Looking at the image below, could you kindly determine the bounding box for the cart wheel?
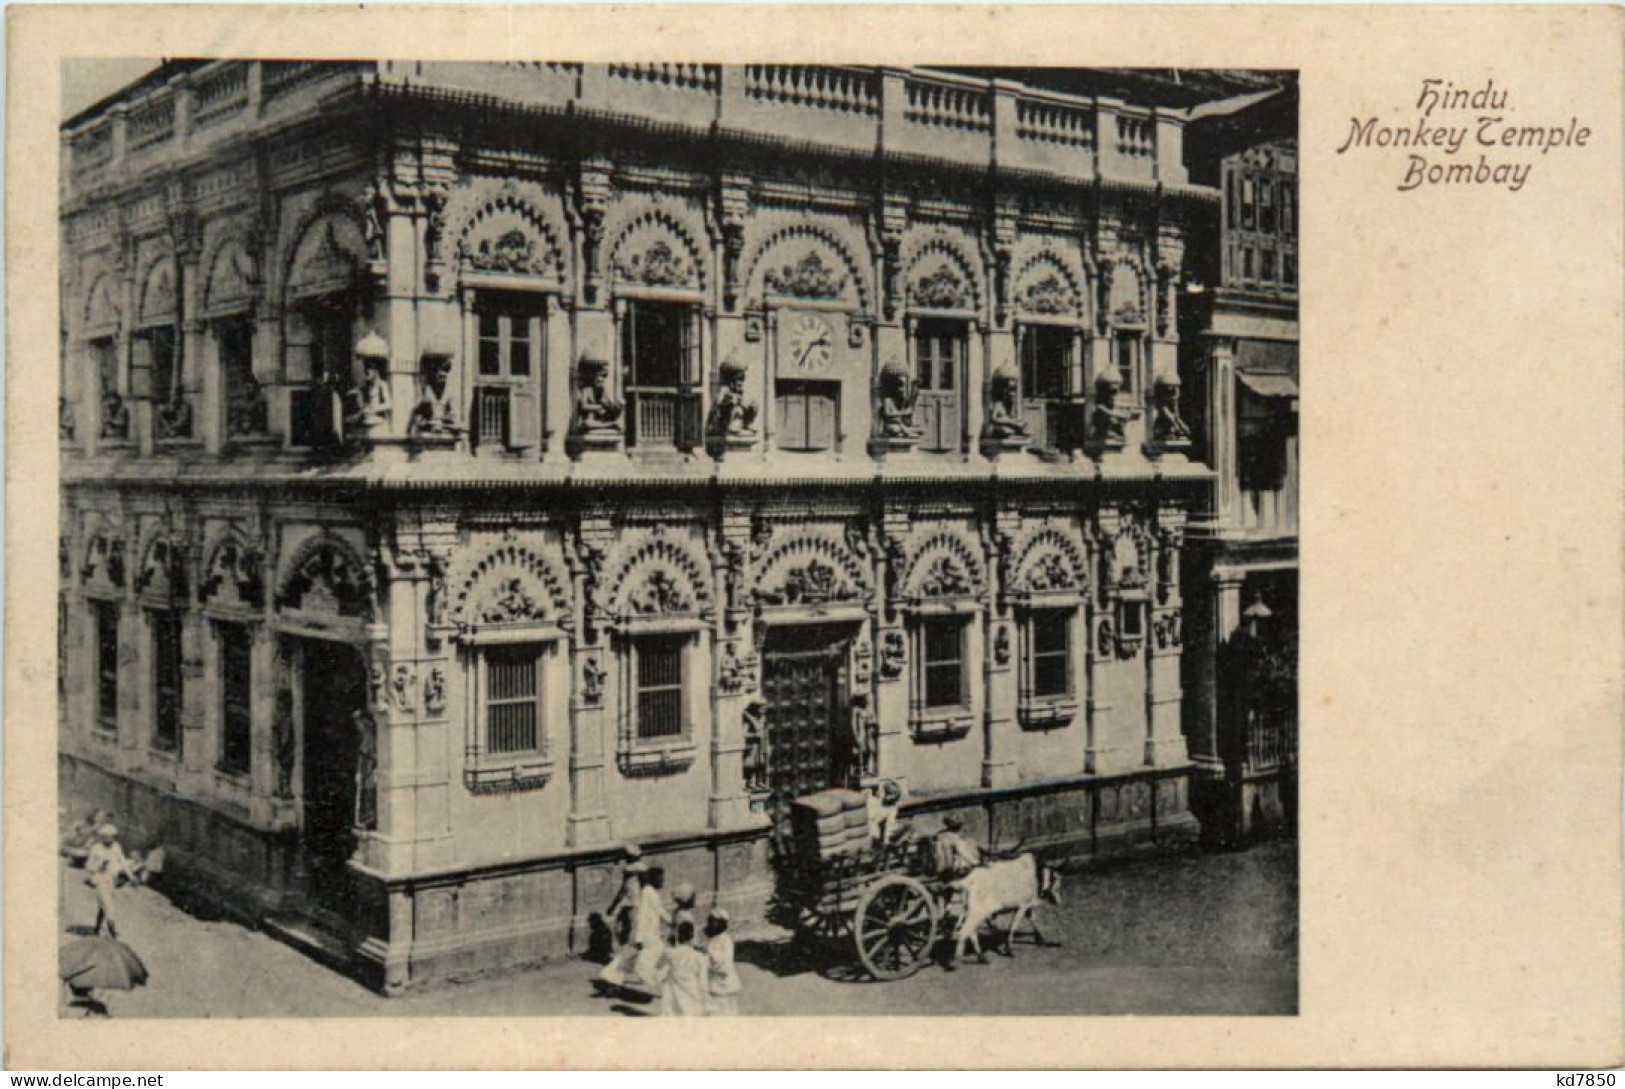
[854,875,938,981]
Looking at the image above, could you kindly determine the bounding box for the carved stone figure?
[994,625,1012,667]
[572,352,622,439]
[877,358,922,440]
[354,708,378,831]
[362,181,389,265]
[409,352,461,439]
[347,332,393,431]
[880,629,907,680]
[60,397,77,442]
[581,655,605,705]
[423,667,447,716]
[982,364,1030,448]
[100,390,129,440]
[156,394,193,441]
[706,351,758,445]
[1091,366,1130,447]
[392,664,416,713]
[273,690,296,799]
[741,700,767,793]
[1150,371,1191,446]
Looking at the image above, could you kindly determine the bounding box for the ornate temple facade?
[58,62,1251,990]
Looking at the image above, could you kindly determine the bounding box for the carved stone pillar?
[1144,511,1188,767]
[873,513,912,791]
[565,522,613,847]
[980,512,1020,788]
[1207,337,1240,527]
[708,511,762,830]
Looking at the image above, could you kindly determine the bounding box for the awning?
[1237,372,1299,399]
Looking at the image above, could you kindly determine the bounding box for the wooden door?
[761,626,852,827]
[913,325,962,452]
[300,639,366,914]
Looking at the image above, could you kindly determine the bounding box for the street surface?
[58,839,1296,1017]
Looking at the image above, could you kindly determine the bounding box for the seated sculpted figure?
[707,351,758,439]
[1091,367,1131,445]
[409,353,462,438]
[100,390,129,439]
[1151,372,1191,443]
[878,357,922,439]
[983,364,1030,440]
[574,352,623,434]
[347,331,393,429]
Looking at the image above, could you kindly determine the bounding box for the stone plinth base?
[64,752,1200,994]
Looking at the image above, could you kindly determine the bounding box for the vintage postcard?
[6,3,1621,1071]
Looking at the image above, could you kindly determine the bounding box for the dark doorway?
[300,639,367,914]
[760,625,854,828]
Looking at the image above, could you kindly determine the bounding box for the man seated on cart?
[863,778,909,849]
[932,814,985,880]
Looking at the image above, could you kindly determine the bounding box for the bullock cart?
[772,790,957,981]
[775,834,954,981]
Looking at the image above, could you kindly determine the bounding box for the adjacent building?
[58,61,1283,990]
[1179,80,1299,840]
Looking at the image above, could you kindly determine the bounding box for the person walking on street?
[669,881,698,946]
[656,918,708,1017]
[604,844,646,954]
[703,908,741,1016]
[85,823,141,939]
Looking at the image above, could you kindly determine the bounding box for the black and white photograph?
[52,57,1301,1019]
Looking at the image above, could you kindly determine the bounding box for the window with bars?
[634,634,688,742]
[483,644,543,756]
[921,617,967,710]
[621,300,701,450]
[150,609,183,752]
[93,600,119,733]
[912,320,964,453]
[1027,610,1072,700]
[217,622,253,776]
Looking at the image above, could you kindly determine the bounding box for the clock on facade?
[785,313,835,375]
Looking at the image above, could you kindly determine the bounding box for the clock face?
[785,314,835,375]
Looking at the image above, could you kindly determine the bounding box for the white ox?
[949,852,1063,964]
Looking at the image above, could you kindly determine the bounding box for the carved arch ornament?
[607,206,708,293]
[1011,526,1090,597]
[82,271,122,335]
[1012,249,1086,321]
[900,529,987,602]
[604,533,715,623]
[201,230,258,315]
[199,529,264,610]
[742,222,873,311]
[80,528,127,593]
[449,540,572,637]
[454,183,569,283]
[281,195,368,301]
[134,531,190,603]
[276,533,374,620]
[752,530,873,610]
[904,233,985,314]
[1100,520,1153,598]
[137,254,177,325]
